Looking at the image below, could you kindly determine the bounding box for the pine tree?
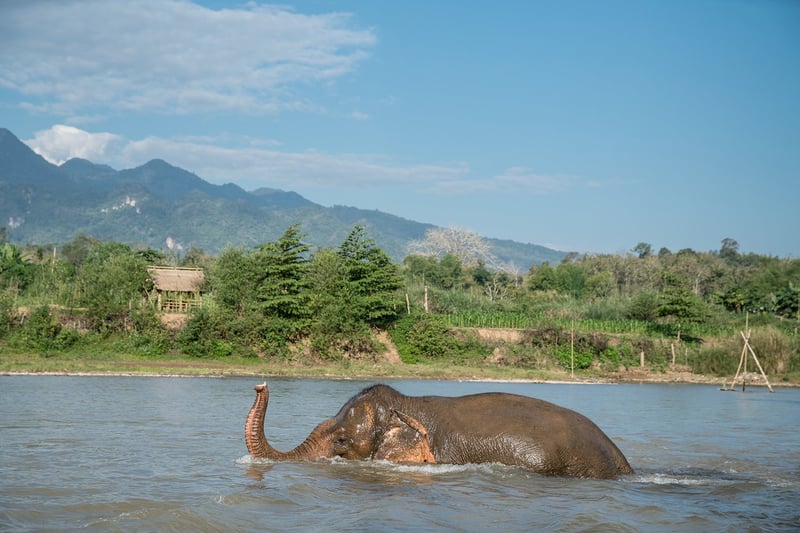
[254,224,311,334]
[338,225,403,327]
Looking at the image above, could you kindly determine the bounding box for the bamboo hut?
[147,266,205,312]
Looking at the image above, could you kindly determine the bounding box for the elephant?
[245,381,634,479]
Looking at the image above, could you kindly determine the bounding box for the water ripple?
[2,376,799,532]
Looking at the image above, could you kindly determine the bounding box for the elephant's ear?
[373,409,436,464]
[390,409,429,437]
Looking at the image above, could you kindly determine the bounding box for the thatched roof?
[147,267,204,292]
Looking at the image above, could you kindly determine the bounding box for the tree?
[339,225,403,327]
[772,282,800,318]
[136,248,166,265]
[179,247,211,268]
[210,247,257,317]
[307,248,359,358]
[407,226,502,270]
[308,249,346,313]
[527,262,557,292]
[184,246,260,357]
[403,253,465,290]
[302,226,403,358]
[555,262,586,299]
[657,271,706,334]
[633,242,652,259]
[660,247,727,297]
[579,253,631,295]
[253,224,311,336]
[77,241,152,331]
[482,271,512,302]
[719,238,739,262]
[61,234,99,268]
[720,286,746,313]
[586,271,615,300]
[470,259,492,287]
[403,254,434,288]
[0,243,32,290]
[627,289,659,321]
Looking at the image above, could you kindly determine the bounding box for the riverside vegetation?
[1,226,798,384]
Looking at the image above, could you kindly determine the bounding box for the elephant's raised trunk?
[245,382,333,460]
[244,382,273,457]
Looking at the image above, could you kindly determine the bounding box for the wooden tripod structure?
[721,319,774,392]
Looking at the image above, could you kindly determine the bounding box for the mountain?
[0,128,565,267]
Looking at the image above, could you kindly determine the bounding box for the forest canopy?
[1,227,798,378]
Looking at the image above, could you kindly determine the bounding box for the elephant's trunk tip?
[255,382,267,392]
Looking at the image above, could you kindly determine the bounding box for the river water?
[1,375,798,532]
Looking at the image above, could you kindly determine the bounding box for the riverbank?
[2,352,794,387]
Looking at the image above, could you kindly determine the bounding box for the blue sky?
[1,0,798,257]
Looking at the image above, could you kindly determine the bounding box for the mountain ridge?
[0,127,565,267]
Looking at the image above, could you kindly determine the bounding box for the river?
[1,375,798,531]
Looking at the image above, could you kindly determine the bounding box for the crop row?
[443,311,736,339]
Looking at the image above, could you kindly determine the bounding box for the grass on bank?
[4,341,786,386]
[0,347,579,382]
[0,330,619,382]
[2,313,798,385]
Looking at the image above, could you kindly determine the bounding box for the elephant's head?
[245,383,435,464]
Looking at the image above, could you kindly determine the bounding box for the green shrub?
[614,341,640,367]
[53,327,81,351]
[389,313,418,363]
[390,313,456,363]
[260,317,296,359]
[449,328,493,363]
[309,320,375,361]
[24,305,61,352]
[0,289,14,337]
[178,306,245,358]
[601,346,620,365]
[627,290,659,321]
[691,347,738,376]
[554,345,592,370]
[406,313,455,360]
[211,340,235,358]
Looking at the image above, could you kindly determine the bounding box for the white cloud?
[0,1,375,116]
[426,166,574,195]
[493,167,572,193]
[25,125,122,165]
[118,137,468,190]
[25,125,574,198]
[24,125,468,192]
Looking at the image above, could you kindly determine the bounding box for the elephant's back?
[425,391,589,429]
[416,392,632,478]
